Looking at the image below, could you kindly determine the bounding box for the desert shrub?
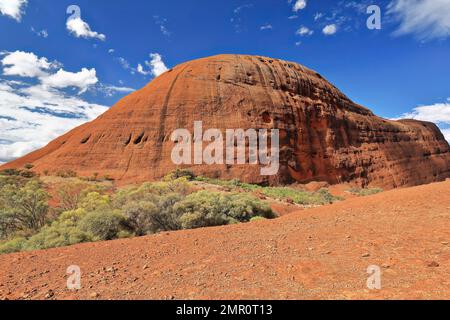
[123,193,184,234]
[56,170,78,178]
[79,210,126,241]
[0,211,18,239]
[349,187,383,197]
[78,192,111,212]
[164,169,196,181]
[57,181,102,212]
[20,170,37,178]
[0,237,27,254]
[114,178,191,208]
[122,201,157,236]
[24,224,91,251]
[0,174,28,188]
[195,177,257,190]
[0,169,22,176]
[24,164,34,170]
[258,187,340,205]
[175,191,274,230]
[0,180,50,236]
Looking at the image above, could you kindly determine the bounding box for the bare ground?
[0,180,449,300]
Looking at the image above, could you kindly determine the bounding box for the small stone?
[362,253,370,258]
[44,290,54,299]
[441,241,448,246]
[90,292,100,298]
[143,265,149,270]
[382,263,391,269]
[427,261,439,268]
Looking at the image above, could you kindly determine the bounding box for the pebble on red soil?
[427,261,440,268]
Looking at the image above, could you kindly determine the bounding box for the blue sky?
[1,0,450,162]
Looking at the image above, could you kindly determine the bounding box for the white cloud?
[66,17,106,41]
[323,24,337,35]
[388,0,450,41]
[396,101,450,143]
[0,80,108,162]
[144,53,168,77]
[260,24,273,31]
[292,0,307,12]
[441,129,450,142]
[0,50,132,162]
[397,102,450,124]
[0,0,27,21]
[108,49,115,54]
[1,51,55,78]
[1,51,98,94]
[296,26,313,36]
[42,68,98,93]
[136,63,149,75]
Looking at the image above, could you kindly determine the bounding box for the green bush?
[24,224,90,251]
[122,201,157,236]
[78,192,111,212]
[79,210,126,241]
[175,191,274,230]
[349,187,383,197]
[0,179,50,237]
[164,169,196,181]
[257,187,340,205]
[0,237,27,254]
[57,181,98,212]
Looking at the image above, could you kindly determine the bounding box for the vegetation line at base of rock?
[0,168,378,254]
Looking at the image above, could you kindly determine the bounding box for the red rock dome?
[2,54,449,188]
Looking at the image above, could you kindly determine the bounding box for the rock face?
[2,54,450,188]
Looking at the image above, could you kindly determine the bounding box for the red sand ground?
[0,180,449,300]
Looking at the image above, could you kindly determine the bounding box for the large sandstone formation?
[2,54,450,188]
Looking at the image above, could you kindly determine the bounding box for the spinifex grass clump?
[348,187,383,197]
[195,176,341,205]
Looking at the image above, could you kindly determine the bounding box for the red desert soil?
[0,180,449,300]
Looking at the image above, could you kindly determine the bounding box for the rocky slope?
[2,54,449,188]
[1,180,449,300]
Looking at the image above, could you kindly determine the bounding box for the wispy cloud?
[153,15,171,37]
[387,0,450,41]
[31,27,48,38]
[231,4,254,33]
[296,26,313,36]
[260,24,273,31]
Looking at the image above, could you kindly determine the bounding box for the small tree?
[0,180,50,233]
